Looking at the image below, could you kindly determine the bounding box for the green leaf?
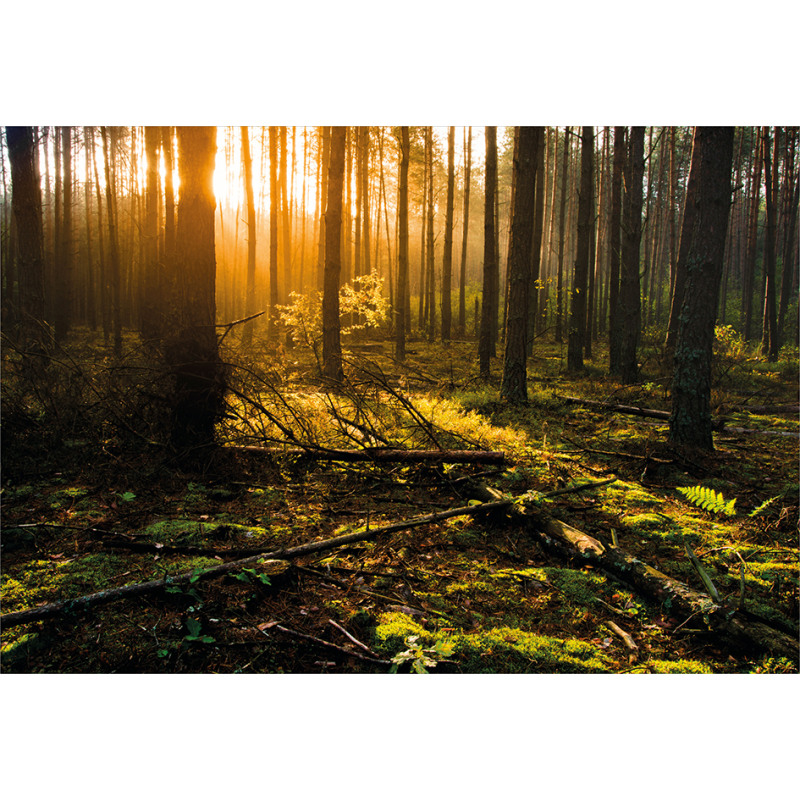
[119,491,136,502]
[186,618,201,637]
[189,568,203,584]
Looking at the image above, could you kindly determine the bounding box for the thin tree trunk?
[567,127,594,372]
[395,127,410,362]
[322,127,346,382]
[442,126,455,341]
[459,126,472,336]
[54,126,72,341]
[101,127,122,355]
[268,127,279,339]
[608,126,625,373]
[619,127,645,384]
[555,127,569,344]
[760,126,780,360]
[479,126,498,378]
[241,126,257,347]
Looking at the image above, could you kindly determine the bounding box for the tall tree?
[760,126,779,361]
[164,126,223,453]
[268,126,279,339]
[240,126,258,346]
[527,127,546,352]
[425,126,436,342]
[441,126,456,341]
[669,127,734,450]
[458,126,472,336]
[6,126,47,352]
[395,126,410,362]
[322,126,346,382]
[479,126,498,379]
[501,127,539,403]
[141,126,161,341]
[100,126,123,355]
[555,127,570,343]
[54,126,72,341]
[608,127,625,373]
[619,126,645,383]
[567,127,594,372]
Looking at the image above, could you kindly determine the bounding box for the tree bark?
[619,127,645,383]
[669,127,734,450]
[322,126,346,382]
[501,127,539,403]
[163,126,223,454]
[608,126,625,372]
[6,126,47,352]
[458,126,472,336]
[479,126,498,378]
[240,126,257,347]
[395,127,410,362]
[760,126,779,361]
[141,126,161,341]
[54,126,72,342]
[567,127,594,372]
[441,126,456,341]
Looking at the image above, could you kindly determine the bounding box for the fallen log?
[231,446,506,464]
[560,396,727,431]
[464,482,799,662]
[0,499,511,629]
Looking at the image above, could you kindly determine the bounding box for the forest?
[1,124,798,676]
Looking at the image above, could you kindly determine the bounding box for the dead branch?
[604,620,639,663]
[542,478,617,498]
[560,395,727,431]
[259,623,391,666]
[0,499,510,629]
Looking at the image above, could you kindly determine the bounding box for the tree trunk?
[100,126,123,356]
[501,127,539,403]
[669,127,735,450]
[527,127,546,352]
[619,126,645,384]
[54,126,72,341]
[322,127,346,382]
[280,126,292,299]
[395,127,410,362]
[458,126,472,336]
[441,126,455,341]
[555,127,570,344]
[426,126,436,343]
[760,126,779,361]
[163,126,223,454]
[778,128,798,335]
[141,126,161,341]
[608,127,625,372]
[6,126,47,352]
[241,126,257,347]
[567,127,594,372]
[268,126,279,339]
[479,126,498,378]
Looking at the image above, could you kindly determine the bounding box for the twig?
[260,623,390,666]
[604,620,639,663]
[328,619,381,658]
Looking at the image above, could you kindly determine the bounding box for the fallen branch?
[231,445,506,464]
[542,478,617,498]
[560,396,727,431]
[0,499,510,629]
[463,482,799,662]
[604,620,639,664]
[260,623,390,667]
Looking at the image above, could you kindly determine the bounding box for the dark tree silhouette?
[669,127,734,450]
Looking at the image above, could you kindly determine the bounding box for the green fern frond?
[676,485,737,516]
[747,496,779,518]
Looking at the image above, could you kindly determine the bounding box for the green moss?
[373,612,433,653]
[645,659,713,674]
[139,519,273,546]
[450,627,611,673]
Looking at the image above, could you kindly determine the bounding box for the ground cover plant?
[1,326,798,674]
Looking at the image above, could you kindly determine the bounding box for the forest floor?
[1,326,798,674]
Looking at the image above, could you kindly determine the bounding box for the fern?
[676,485,737,516]
[748,496,779,518]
